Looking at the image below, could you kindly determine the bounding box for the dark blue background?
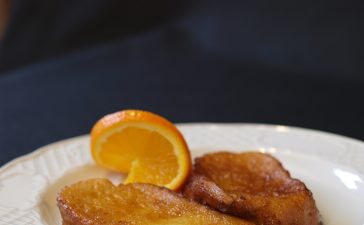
[0,0,363,165]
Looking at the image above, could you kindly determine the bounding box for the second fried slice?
[183,152,320,225]
[57,179,253,225]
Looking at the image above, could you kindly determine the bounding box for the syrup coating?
[57,179,252,225]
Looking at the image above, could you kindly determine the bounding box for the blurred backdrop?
[0,0,363,165]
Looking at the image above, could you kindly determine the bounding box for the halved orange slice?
[90,110,191,190]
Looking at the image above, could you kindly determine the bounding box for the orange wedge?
[90,110,192,190]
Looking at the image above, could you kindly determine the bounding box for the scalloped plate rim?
[2,122,363,172]
[1,123,364,225]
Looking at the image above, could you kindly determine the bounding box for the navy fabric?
[0,0,363,165]
[0,0,185,71]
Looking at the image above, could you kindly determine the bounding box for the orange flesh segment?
[99,127,179,186]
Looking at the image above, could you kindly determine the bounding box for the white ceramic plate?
[0,124,364,225]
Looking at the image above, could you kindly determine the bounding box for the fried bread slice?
[183,152,320,225]
[57,178,253,225]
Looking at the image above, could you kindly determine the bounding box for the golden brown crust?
[183,152,320,225]
[57,178,253,225]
